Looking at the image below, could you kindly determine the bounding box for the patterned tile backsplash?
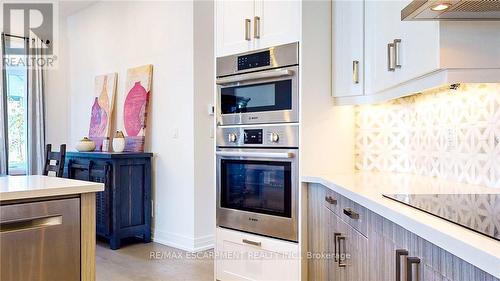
[355,83,500,188]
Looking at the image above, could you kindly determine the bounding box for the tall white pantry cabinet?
[214,1,302,281]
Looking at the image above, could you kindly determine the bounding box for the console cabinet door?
[331,0,364,97]
[216,0,255,57]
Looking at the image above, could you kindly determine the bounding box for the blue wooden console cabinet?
[65,152,153,250]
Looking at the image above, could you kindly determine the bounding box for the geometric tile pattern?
[355,83,500,189]
[385,193,500,240]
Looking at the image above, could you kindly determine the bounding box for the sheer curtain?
[27,38,46,175]
[0,34,7,175]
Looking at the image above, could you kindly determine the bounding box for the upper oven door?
[216,65,298,126]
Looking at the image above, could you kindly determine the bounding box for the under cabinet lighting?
[430,3,451,11]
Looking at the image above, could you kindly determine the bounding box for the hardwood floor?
[96,241,214,281]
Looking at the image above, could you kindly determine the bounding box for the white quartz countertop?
[302,171,500,279]
[0,175,104,201]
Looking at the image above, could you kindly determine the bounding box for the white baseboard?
[152,229,214,253]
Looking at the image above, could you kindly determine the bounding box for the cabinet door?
[364,0,439,95]
[327,210,344,281]
[307,184,329,281]
[332,0,364,97]
[254,0,301,50]
[391,2,440,86]
[364,0,401,94]
[216,0,255,57]
[328,210,368,281]
[216,228,300,281]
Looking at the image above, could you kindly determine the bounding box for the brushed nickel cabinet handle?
[407,257,421,281]
[394,39,402,68]
[396,249,408,281]
[353,60,360,84]
[0,215,62,233]
[254,16,261,39]
[343,208,360,220]
[388,42,396,71]
[245,19,251,41]
[333,232,341,262]
[242,238,261,247]
[337,236,347,267]
[325,196,338,205]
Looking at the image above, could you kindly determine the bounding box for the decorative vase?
[75,137,96,152]
[113,131,125,152]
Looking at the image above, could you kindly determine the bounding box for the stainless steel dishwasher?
[0,198,81,281]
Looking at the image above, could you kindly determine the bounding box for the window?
[3,36,28,175]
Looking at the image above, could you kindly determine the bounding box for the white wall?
[55,0,214,252]
[193,0,216,249]
[301,0,355,176]
[45,12,70,147]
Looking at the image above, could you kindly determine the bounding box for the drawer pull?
[394,39,402,68]
[406,257,421,281]
[395,249,408,281]
[0,215,62,233]
[388,42,396,71]
[333,232,341,262]
[244,19,251,41]
[325,196,337,205]
[343,208,360,220]
[242,238,261,247]
[337,235,347,268]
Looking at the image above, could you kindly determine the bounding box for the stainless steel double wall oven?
[216,42,299,242]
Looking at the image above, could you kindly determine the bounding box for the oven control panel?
[244,129,263,144]
[237,50,270,71]
[217,124,298,148]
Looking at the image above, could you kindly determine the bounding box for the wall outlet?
[207,104,214,116]
[172,128,179,139]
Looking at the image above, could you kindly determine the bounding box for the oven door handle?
[216,69,294,85]
[216,151,295,159]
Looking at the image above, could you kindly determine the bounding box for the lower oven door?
[216,148,298,242]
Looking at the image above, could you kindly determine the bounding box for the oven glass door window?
[221,159,292,218]
[220,80,292,114]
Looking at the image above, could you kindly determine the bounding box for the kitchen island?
[303,171,500,281]
[0,175,104,281]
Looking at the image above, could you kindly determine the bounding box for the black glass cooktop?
[383,194,500,241]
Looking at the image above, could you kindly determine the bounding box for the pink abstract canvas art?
[123,65,153,152]
[89,73,117,150]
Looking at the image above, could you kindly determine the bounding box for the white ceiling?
[59,1,97,17]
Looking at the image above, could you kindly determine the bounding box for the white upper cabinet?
[331,0,364,97]
[333,0,500,104]
[254,0,301,50]
[216,0,255,57]
[215,0,301,57]
[364,0,439,95]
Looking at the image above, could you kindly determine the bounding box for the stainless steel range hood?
[402,0,500,21]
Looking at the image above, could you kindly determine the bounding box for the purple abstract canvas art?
[88,73,117,150]
[122,65,153,152]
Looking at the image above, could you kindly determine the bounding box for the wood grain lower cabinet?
[307,183,499,281]
[327,209,368,281]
